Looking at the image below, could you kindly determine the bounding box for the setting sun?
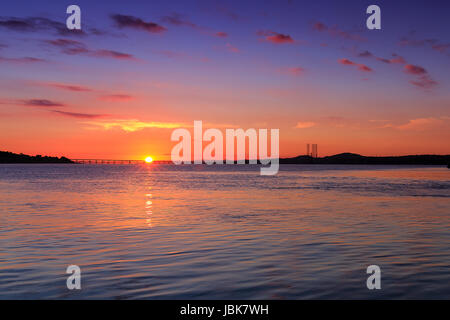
[145,156,153,163]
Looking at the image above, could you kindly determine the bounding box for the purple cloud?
[312,21,365,41]
[112,14,167,33]
[358,51,406,64]
[399,35,450,55]
[45,82,92,92]
[45,39,89,55]
[0,56,45,63]
[162,13,198,28]
[404,64,438,89]
[22,99,65,107]
[51,110,106,119]
[45,38,135,60]
[0,16,85,36]
[92,50,135,60]
[358,50,373,58]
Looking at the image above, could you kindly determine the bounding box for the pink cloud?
[432,43,450,53]
[358,52,435,89]
[338,58,372,72]
[403,64,438,89]
[226,43,239,53]
[257,30,295,44]
[312,22,327,32]
[92,50,135,60]
[99,94,134,102]
[384,118,446,130]
[279,67,304,76]
[410,76,438,89]
[399,36,450,55]
[46,82,92,92]
[215,32,228,38]
[295,121,316,129]
[404,64,427,75]
[390,54,406,64]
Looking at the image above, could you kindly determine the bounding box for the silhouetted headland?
[279,153,450,165]
[1,151,449,166]
[0,151,73,163]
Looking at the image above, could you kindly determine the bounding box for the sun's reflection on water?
[145,191,153,227]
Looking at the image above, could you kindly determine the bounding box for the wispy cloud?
[225,43,240,53]
[403,64,438,89]
[92,50,135,60]
[51,110,107,119]
[358,51,406,64]
[215,32,228,38]
[84,119,240,132]
[154,50,209,62]
[295,121,316,129]
[338,58,372,72]
[399,34,450,55]
[357,51,436,89]
[0,16,107,36]
[383,117,447,130]
[155,50,187,59]
[357,50,373,58]
[161,13,227,38]
[44,82,92,92]
[404,64,426,75]
[377,54,406,64]
[22,99,65,107]
[45,39,88,54]
[312,21,365,41]
[111,14,167,34]
[0,56,46,64]
[44,38,136,60]
[161,13,199,29]
[278,67,305,76]
[257,30,295,44]
[99,94,134,102]
[215,5,241,21]
[85,119,188,132]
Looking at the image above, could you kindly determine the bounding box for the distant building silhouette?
[312,144,318,158]
[306,143,318,158]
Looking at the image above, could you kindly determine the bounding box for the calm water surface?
[0,164,449,299]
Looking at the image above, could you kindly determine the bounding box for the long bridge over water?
[71,159,173,164]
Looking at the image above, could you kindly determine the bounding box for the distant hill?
[280,153,450,165]
[0,151,73,163]
[1,150,449,166]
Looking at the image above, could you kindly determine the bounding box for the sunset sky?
[0,0,449,160]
